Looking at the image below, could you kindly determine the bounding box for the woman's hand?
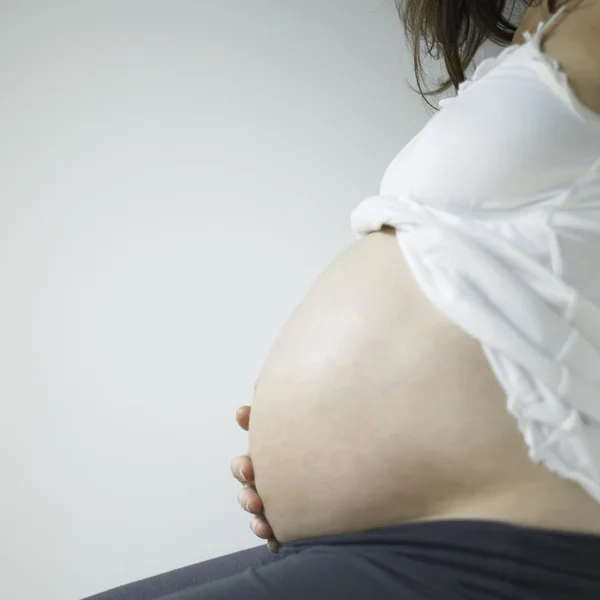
[231,405,280,553]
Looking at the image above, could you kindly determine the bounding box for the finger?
[267,539,280,554]
[238,486,264,515]
[236,406,251,431]
[231,455,254,483]
[250,515,274,540]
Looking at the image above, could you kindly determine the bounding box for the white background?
[0,1,501,598]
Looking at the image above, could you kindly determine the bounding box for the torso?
[249,2,600,544]
[250,230,600,542]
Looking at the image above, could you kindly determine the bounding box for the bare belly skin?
[249,228,600,543]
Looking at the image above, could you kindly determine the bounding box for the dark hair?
[396,0,570,111]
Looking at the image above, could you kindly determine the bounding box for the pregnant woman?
[87,1,600,598]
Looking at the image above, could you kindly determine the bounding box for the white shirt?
[351,3,600,504]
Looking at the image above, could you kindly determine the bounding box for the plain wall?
[0,2,502,599]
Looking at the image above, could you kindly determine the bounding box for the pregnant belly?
[249,228,600,542]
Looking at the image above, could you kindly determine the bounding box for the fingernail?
[238,467,246,481]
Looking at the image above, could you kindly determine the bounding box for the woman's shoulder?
[541,0,600,114]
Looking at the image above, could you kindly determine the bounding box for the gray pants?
[82,520,600,599]
[82,544,279,600]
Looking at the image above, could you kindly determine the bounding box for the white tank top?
[351,3,600,504]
